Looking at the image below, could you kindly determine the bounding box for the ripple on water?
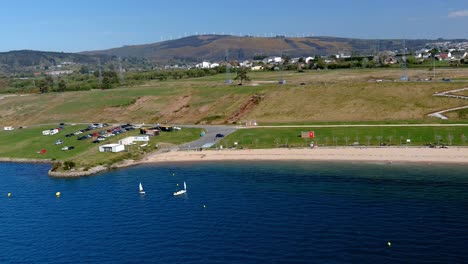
[0,161,467,263]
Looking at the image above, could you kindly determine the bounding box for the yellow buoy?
[7,193,11,198]
[56,192,61,197]
[387,241,391,247]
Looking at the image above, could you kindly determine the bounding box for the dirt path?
[226,94,263,123]
[429,87,468,119]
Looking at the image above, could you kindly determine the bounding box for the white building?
[239,60,253,68]
[99,144,125,153]
[336,53,351,59]
[3,126,14,131]
[251,65,264,71]
[305,56,315,63]
[266,57,283,64]
[210,63,220,68]
[46,70,73,76]
[119,135,150,146]
[196,61,211,69]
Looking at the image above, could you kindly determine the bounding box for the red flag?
[309,131,315,138]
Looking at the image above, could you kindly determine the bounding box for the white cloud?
[448,10,468,18]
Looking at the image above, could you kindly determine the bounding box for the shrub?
[51,161,62,171]
[63,161,76,170]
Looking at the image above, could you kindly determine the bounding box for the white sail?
[173,181,187,196]
[139,182,144,192]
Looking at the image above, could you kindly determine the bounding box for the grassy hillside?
[82,35,443,62]
[0,68,467,127]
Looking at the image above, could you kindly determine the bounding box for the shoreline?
[143,147,468,165]
[2,147,468,177]
[0,158,52,164]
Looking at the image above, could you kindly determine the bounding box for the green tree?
[101,76,112,89]
[38,79,49,93]
[406,55,416,64]
[58,79,67,92]
[63,161,76,170]
[101,71,119,89]
[45,75,54,90]
[79,65,89,74]
[315,58,326,69]
[234,67,250,85]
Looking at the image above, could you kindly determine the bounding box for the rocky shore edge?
[0,158,52,164]
[47,159,144,178]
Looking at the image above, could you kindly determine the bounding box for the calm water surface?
[0,161,467,263]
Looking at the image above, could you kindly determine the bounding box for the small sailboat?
[139,182,146,194]
[173,181,187,196]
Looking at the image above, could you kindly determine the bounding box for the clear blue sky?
[1,0,468,52]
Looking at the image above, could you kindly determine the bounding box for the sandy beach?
[144,147,468,164]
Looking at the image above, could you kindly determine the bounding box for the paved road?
[177,125,239,150]
[244,124,468,128]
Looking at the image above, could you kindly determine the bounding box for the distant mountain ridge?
[82,35,461,63]
[2,35,467,75]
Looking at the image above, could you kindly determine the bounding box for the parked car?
[55,139,64,145]
[78,136,87,140]
[92,140,100,143]
[215,134,225,138]
[68,146,75,150]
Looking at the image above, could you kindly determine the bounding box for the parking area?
[177,125,238,150]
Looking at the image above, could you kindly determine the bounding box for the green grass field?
[0,125,202,167]
[68,127,202,169]
[219,126,468,148]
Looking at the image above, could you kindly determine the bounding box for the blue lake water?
[0,161,467,263]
